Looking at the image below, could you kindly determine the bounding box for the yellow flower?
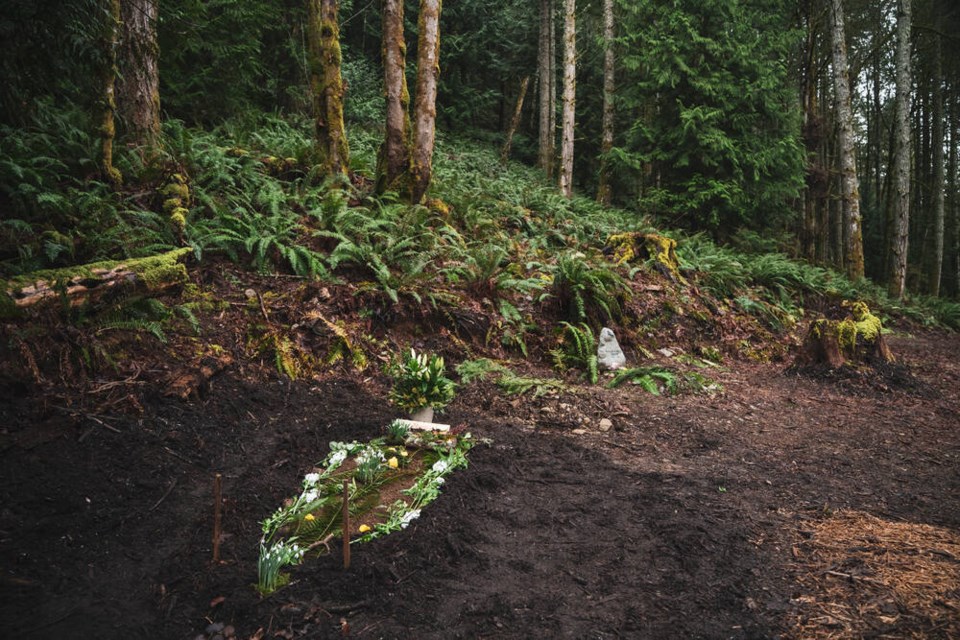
[304,513,315,521]
[387,457,399,469]
[399,448,408,457]
[358,524,371,533]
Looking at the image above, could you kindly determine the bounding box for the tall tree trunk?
[538,0,557,180]
[888,0,912,299]
[501,76,530,164]
[558,0,576,198]
[376,0,411,194]
[829,0,864,279]
[117,0,160,156]
[548,0,557,180]
[928,10,945,297]
[538,0,552,174]
[308,0,349,177]
[596,0,615,206]
[100,0,122,185]
[410,0,441,204]
[948,92,959,296]
[800,0,822,263]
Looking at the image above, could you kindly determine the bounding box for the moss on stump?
[797,301,894,368]
[605,232,685,283]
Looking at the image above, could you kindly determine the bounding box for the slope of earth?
[1,331,958,639]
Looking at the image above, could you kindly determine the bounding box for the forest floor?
[1,266,959,640]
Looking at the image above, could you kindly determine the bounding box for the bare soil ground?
[1,294,958,639]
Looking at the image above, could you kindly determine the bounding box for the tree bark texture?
[538,0,555,179]
[101,0,122,185]
[410,0,441,204]
[559,0,575,198]
[596,0,615,206]
[377,0,411,194]
[501,76,530,164]
[928,11,944,297]
[950,94,959,296]
[828,0,864,280]
[117,0,160,154]
[308,0,349,176]
[888,0,912,298]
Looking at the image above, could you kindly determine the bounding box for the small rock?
[244,288,256,299]
[598,418,613,432]
[658,348,674,358]
[597,328,627,371]
[571,429,587,435]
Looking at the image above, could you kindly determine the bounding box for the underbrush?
[2,110,956,389]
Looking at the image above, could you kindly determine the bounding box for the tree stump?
[796,301,894,368]
[605,232,685,283]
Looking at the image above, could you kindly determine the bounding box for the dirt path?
[1,332,958,639]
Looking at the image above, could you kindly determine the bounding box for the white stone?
[597,327,627,371]
[598,418,613,432]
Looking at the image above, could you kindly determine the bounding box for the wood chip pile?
[786,510,960,639]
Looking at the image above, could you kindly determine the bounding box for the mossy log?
[796,301,894,368]
[1,248,191,316]
[605,232,685,283]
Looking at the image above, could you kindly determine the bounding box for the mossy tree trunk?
[596,0,615,206]
[500,76,529,164]
[308,0,349,177]
[888,0,912,299]
[117,0,161,158]
[376,0,411,195]
[410,0,441,204]
[100,0,123,186]
[558,0,575,199]
[828,0,864,280]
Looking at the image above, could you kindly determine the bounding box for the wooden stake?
[212,473,222,564]
[342,479,351,570]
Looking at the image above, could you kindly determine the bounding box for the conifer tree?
[558,0,575,198]
[888,0,912,298]
[117,0,160,156]
[538,0,556,179]
[596,0,615,206]
[829,0,864,279]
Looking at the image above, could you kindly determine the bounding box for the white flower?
[434,477,445,486]
[431,460,449,474]
[303,489,318,503]
[400,509,421,528]
[304,472,320,485]
[327,450,347,467]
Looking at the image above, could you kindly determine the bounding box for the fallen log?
[1,248,191,316]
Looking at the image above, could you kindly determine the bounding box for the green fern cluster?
[605,366,721,396]
[551,253,625,324]
[550,322,599,384]
[606,366,680,395]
